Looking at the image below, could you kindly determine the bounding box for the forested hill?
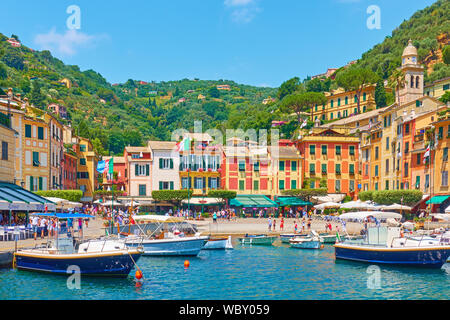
[353,0,449,83]
[0,32,277,155]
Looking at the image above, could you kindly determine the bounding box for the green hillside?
[354,0,449,83]
[0,33,277,155]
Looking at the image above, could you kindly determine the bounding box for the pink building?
[124,146,152,197]
[48,103,68,119]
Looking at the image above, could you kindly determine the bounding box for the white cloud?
[224,0,255,6]
[34,28,105,56]
[224,0,260,24]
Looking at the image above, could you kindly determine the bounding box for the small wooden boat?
[238,234,277,246]
[280,233,308,243]
[290,231,323,249]
[203,236,234,250]
[14,237,142,277]
[319,233,339,244]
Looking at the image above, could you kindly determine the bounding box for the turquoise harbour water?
[0,240,449,300]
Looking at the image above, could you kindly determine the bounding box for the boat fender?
[135,270,143,280]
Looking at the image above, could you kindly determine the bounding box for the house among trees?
[217,84,231,91]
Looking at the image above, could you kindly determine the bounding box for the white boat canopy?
[338,211,402,220]
[132,214,185,223]
[340,200,379,210]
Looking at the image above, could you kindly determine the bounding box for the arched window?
[410,75,414,88]
[416,76,419,88]
[345,96,348,105]
[354,95,357,103]
[337,98,341,106]
[330,100,334,108]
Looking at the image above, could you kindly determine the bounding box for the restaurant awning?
[276,197,313,207]
[0,182,56,211]
[182,197,224,206]
[230,195,278,208]
[426,195,450,204]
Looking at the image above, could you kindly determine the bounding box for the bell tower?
[398,40,424,106]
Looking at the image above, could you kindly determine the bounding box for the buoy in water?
[320,244,324,249]
[184,260,190,268]
[135,270,143,280]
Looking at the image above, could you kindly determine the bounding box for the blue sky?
[0,0,437,87]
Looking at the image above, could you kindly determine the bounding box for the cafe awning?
[182,197,224,206]
[276,197,313,207]
[230,195,278,208]
[0,182,56,211]
[426,195,450,204]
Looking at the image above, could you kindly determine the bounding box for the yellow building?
[76,137,99,202]
[424,77,450,101]
[268,145,302,198]
[312,85,379,122]
[0,89,25,187]
[22,113,50,191]
[43,113,64,189]
[360,124,382,191]
[0,114,16,183]
[432,118,450,196]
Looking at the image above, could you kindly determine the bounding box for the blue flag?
[96,160,106,173]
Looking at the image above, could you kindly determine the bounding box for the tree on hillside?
[336,67,379,114]
[30,80,46,108]
[77,120,90,139]
[277,77,302,100]
[440,91,450,104]
[388,69,406,105]
[443,45,450,65]
[305,77,332,93]
[208,86,220,98]
[374,78,387,109]
[2,49,24,70]
[280,92,327,125]
[0,63,7,80]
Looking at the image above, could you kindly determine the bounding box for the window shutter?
[159,181,163,190]
[208,177,211,188]
[170,159,174,169]
[170,181,174,190]
[135,164,139,176]
[146,164,150,176]
[30,176,34,191]
[159,158,163,169]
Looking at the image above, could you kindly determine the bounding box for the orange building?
[296,127,360,198]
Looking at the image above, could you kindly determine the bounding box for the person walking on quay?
[40,217,47,239]
[78,218,83,238]
[213,211,217,223]
[280,217,284,231]
[268,216,272,231]
[31,216,39,240]
[294,221,298,234]
[273,219,276,231]
[307,218,311,231]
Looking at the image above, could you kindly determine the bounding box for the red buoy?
[135,270,143,280]
[184,260,190,268]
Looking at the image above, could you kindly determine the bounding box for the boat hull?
[203,237,233,250]
[126,237,208,256]
[290,240,322,249]
[239,236,276,246]
[14,251,142,277]
[334,244,450,268]
[319,234,338,244]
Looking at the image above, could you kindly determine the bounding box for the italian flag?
[176,137,190,152]
[423,145,430,164]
